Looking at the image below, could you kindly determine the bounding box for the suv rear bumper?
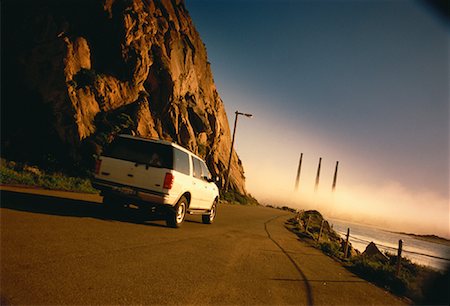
[93,179,177,207]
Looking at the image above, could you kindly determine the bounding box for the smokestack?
[314,157,322,192]
[332,161,339,192]
[294,153,303,191]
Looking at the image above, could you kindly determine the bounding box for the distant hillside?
[396,232,450,247]
[1,0,246,194]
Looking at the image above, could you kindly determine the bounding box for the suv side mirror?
[207,176,219,183]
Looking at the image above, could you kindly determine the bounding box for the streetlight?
[224,110,253,192]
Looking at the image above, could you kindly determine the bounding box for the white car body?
[92,135,219,227]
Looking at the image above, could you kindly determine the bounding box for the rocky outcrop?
[362,242,389,263]
[2,0,246,193]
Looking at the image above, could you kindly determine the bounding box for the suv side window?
[192,157,202,179]
[173,148,190,175]
[200,161,212,181]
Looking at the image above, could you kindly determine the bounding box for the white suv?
[92,135,219,227]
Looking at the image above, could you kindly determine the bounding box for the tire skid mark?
[264,215,314,306]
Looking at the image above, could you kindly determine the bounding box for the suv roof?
[116,134,197,159]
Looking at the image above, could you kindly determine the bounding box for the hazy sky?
[186,0,449,237]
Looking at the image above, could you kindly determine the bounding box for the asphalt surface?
[0,186,407,305]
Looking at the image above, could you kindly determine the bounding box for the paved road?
[0,186,407,305]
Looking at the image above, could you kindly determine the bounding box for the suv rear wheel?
[202,200,217,224]
[166,196,187,228]
[103,195,124,212]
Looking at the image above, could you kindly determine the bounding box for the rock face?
[2,0,246,194]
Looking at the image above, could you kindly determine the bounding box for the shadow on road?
[0,190,169,228]
[270,277,365,283]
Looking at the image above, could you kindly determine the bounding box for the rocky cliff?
[2,0,246,194]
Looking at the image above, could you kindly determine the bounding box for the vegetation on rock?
[220,190,259,206]
[0,159,97,194]
[0,157,261,208]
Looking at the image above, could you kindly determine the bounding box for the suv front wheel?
[166,196,187,228]
[202,200,217,224]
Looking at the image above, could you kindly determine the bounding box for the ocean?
[329,218,450,271]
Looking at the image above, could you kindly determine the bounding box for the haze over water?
[187,1,449,238]
[330,218,450,271]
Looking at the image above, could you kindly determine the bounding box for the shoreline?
[391,231,450,247]
[328,216,450,247]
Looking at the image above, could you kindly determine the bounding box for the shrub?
[220,190,259,205]
[348,256,408,295]
[319,241,342,258]
[0,159,98,194]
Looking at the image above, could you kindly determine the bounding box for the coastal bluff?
[2,0,246,194]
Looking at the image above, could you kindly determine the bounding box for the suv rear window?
[103,137,173,169]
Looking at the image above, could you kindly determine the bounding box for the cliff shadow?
[0,190,169,228]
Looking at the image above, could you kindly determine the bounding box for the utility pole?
[332,161,339,192]
[225,111,252,192]
[314,157,322,192]
[225,112,239,192]
[294,153,303,191]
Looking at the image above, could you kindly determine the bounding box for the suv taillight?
[163,173,174,189]
[94,159,102,175]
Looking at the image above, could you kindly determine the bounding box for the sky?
[186,0,449,237]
